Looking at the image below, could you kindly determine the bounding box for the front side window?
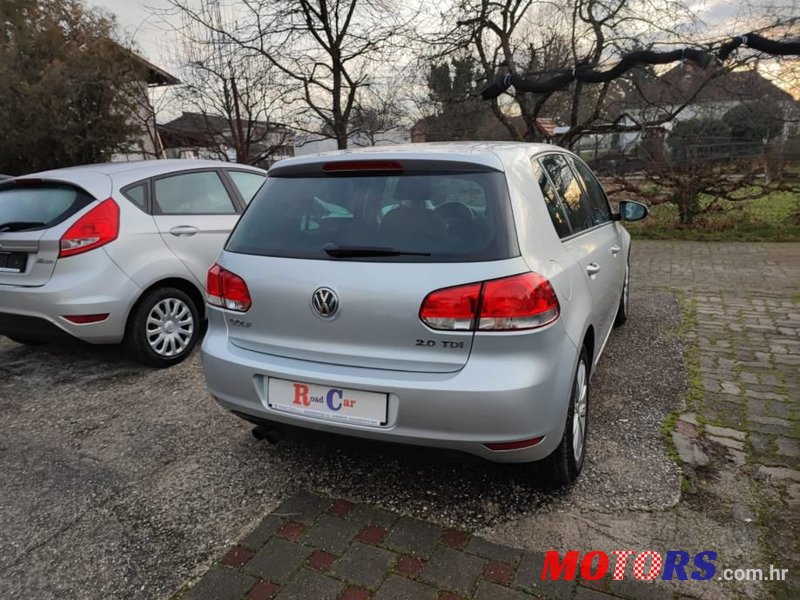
[540,154,594,234]
[571,158,611,226]
[153,171,236,215]
[226,171,518,262]
[532,159,572,238]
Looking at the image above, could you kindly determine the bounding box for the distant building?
[611,64,798,154]
[410,114,558,144]
[112,48,180,162]
[158,112,295,167]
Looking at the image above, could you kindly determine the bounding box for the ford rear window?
[0,183,93,232]
[225,171,518,262]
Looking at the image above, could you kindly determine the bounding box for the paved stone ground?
[635,241,799,597]
[174,490,668,600]
[175,241,798,600]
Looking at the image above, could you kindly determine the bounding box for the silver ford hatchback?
[0,160,266,367]
[201,143,647,482]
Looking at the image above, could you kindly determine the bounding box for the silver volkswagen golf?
[201,143,647,482]
[0,160,266,366]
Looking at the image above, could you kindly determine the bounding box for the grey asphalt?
[0,257,686,598]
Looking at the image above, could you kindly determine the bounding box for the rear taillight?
[419,273,559,332]
[59,198,119,258]
[418,282,481,331]
[207,263,251,312]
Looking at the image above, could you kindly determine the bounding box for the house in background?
[611,64,798,155]
[158,112,295,167]
[410,114,558,144]
[112,48,180,162]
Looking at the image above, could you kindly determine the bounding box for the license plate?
[268,378,388,426]
[0,252,26,273]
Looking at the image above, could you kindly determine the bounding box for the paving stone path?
[634,241,799,596]
[176,241,798,600]
[175,490,661,600]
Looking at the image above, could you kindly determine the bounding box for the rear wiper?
[322,243,431,258]
[0,221,46,232]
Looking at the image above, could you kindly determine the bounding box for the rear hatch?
[0,180,97,286]
[218,157,521,373]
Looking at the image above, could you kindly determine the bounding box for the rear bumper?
[201,308,580,463]
[0,250,140,344]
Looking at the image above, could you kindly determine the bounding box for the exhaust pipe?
[252,425,284,445]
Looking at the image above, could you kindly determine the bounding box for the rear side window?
[228,170,266,204]
[571,158,611,226]
[153,171,237,215]
[540,154,594,233]
[0,184,93,232]
[532,160,572,238]
[226,171,518,262]
[122,182,148,212]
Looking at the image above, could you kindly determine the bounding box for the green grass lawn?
[626,191,800,242]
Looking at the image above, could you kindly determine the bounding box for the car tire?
[613,258,630,327]
[125,287,200,368]
[540,347,590,485]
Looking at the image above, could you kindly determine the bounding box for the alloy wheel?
[572,358,588,462]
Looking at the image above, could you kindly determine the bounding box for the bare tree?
[435,0,726,147]
[160,4,291,165]
[349,86,406,146]
[164,0,410,149]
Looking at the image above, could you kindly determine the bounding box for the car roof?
[15,159,266,183]
[272,141,559,173]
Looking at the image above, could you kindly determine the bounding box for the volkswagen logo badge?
[311,287,339,319]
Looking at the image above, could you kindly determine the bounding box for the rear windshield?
[0,184,93,232]
[226,171,518,262]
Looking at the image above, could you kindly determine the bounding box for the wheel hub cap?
[572,360,588,462]
[145,298,194,357]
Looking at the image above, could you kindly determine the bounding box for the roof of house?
[160,112,293,135]
[102,39,179,87]
[630,64,794,107]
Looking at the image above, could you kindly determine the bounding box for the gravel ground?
[0,290,684,599]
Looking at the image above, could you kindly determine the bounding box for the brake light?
[207,263,251,312]
[59,199,119,258]
[478,272,560,330]
[322,160,403,173]
[419,283,481,331]
[419,273,559,332]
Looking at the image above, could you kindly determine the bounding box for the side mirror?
[617,200,649,222]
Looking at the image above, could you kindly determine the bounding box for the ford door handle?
[610,245,621,256]
[169,225,199,237]
[586,263,601,276]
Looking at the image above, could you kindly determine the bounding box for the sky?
[89,0,176,67]
[89,0,798,99]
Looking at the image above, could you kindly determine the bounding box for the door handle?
[610,245,621,256]
[586,263,601,276]
[169,225,199,237]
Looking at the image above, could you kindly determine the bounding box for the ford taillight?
[59,198,119,258]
